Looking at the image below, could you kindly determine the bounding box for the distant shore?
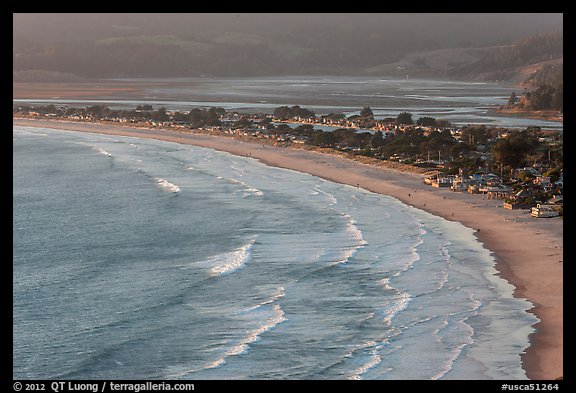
[13,117,563,380]
[495,108,563,123]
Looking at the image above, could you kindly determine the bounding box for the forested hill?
[13,14,562,84]
[442,31,563,82]
[507,61,563,112]
[363,30,563,83]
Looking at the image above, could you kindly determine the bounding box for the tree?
[273,105,313,120]
[275,123,292,134]
[371,130,385,148]
[416,116,437,127]
[551,85,563,112]
[293,124,314,135]
[151,107,169,122]
[360,106,373,118]
[206,107,222,125]
[310,130,337,147]
[507,91,518,107]
[187,108,203,125]
[86,105,110,118]
[273,106,291,120]
[396,111,413,125]
[461,126,489,146]
[491,132,537,169]
[234,116,252,128]
[334,128,358,147]
[292,105,315,119]
[528,85,553,110]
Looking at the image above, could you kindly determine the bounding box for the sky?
[13,13,563,46]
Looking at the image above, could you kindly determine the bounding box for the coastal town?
[13,103,563,219]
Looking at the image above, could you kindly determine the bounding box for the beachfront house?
[531,204,560,218]
[432,174,455,188]
[451,175,471,192]
[485,184,513,200]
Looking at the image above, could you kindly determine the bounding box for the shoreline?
[492,108,563,123]
[13,118,563,380]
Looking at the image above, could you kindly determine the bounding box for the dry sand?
[13,118,563,380]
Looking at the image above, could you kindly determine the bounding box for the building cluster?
[423,167,563,217]
[14,104,563,218]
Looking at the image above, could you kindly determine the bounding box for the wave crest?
[155,177,181,193]
[210,239,255,276]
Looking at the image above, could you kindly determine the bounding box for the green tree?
[151,107,169,122]
[234,116,252,128]
[528,85,553,110]
[416,116,437,127]
[396,111,413,125]
[310,130,337,147]
[507,91,518,107]
[206,107,222,125]
[86,105,110,118]
[371,130,385,148]
[360,106,374,118]
[551,85,563,111]
[491,132,537,169]
[273,106,291,120]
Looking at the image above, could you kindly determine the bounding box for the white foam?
[359,312,375,323]
[230,162,246,177]
[314,184,338,206]
[350,352,382,380]
[155,177,181,193]
[204,358,225,370]
[244,187,264,197]
[97,147,112,157]
[382,292,412,326]
[244,286,286,312]
[329,214,368,266]
[208,303,287,367]
[210,239,255,276]
[430,320,475,380]
[344,214,368,247]
[228,178,264,197]
[432,244,451,291]
[347,340,383,380]
[397,226,425,272]
[377,277,393,290]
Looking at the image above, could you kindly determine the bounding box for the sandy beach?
[13,118,563,380]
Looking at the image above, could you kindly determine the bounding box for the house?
[513,167,540,178]
[514,189,532,199]
[533,176,551,186]
[503,202,530,210]
[485,184,513,200]
[531,204,560,218]
[432,175,454,188]
[546,195,563,205]
[450,175,470,192]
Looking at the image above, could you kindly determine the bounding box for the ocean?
[13,125,538,380]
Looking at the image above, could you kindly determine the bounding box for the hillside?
[364,30,563,83]
[13,14,562,81]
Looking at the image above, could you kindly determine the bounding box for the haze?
[13,13,563,79]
